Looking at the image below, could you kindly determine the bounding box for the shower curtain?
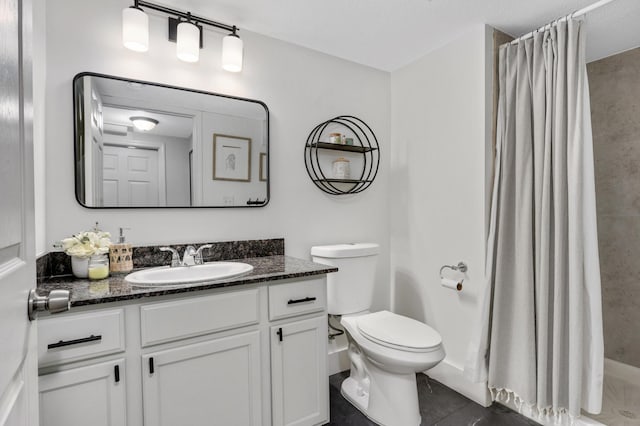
[464,18,603,422]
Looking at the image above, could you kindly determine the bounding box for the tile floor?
[327,371,540,426]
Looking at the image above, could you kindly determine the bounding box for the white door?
[83,80,104,206]
[271,317,328,426]
[38,359,126,426]
[102,145,162,207]
[142,331,262,426]
[0,0,38,424]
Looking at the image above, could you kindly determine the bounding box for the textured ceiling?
[158,0,640,71]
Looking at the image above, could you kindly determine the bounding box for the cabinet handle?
[47,334,102,349]
[149,357,154,375]
[287,297,316,305]
[277,327,283,342]
[114,365,120,383]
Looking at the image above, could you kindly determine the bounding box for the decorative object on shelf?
[332,157,351,179]
[213,134,252,182]
[329,132,342,144]
[60,223,112,279]
[122,0,243,72]
[304,115,380,195]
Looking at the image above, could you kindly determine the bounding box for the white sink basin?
[125,262,254,286]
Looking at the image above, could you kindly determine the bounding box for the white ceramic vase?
[71,256,90,279]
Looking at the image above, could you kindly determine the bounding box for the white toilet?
[311,243,445,426]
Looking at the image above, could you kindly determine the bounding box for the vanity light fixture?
[122,4,149,52]
[122,0,243,72]
[176,16,201,63]
[222,27,243,72]
[130,116,159,131]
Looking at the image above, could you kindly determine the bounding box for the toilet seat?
[356,311,442,353]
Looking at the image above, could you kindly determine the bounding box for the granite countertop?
[38,255,337,307]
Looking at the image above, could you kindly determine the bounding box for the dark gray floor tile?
[328,371,540,426]
[434,402,541,426]
[417,375,474,424]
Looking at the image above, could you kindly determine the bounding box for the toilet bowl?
[310,243,445,426]
[340,310,445,426]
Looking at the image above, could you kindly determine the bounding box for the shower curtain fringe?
[489,387,579,426]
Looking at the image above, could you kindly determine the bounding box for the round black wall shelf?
[304,115,380,195]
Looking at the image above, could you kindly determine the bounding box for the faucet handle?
[159,247,181,267]
[194,244,213,265]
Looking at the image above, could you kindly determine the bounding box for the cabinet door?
[271,316,328,426]
[142,331,262,426]
[39,359,126,426]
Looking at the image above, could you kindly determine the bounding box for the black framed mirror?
[73,72,269,208]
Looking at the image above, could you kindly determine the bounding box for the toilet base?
[341,377,374,422]
[341,368,422,426]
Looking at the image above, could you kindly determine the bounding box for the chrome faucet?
[194,244,212,265]
[159,247,181,267]
[160,244,212,267]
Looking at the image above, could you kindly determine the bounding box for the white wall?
[42,0,391,310]
[390,25,493,404]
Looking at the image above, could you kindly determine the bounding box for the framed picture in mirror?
[213,134,251,182]
[259,153,267,182]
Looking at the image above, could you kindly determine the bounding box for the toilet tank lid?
[311,243,380,258]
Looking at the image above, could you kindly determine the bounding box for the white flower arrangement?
[61,230,112,258]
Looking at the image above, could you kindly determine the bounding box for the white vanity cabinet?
[142,331,262,426]
[139,289,263,426]
[271,317,328,426]
[39,358,126,426]
[37,276,329,426]
[37,308,127,426]
[268,278,329,426]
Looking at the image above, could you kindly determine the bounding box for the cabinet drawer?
[268,278,326,321]
[38,309,125,367]
[140,288,260,347]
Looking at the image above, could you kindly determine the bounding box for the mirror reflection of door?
[98,105,194,207]
[103,145,162,207]
[83,80,105,206]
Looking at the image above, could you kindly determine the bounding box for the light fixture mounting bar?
[136,0,238,34]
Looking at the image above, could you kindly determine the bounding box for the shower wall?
[588,47,640,368]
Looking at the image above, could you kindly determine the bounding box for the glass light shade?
[130,116,158,131]
[177,21,200,63]
[122,7,149,52]
[222,35,243,72]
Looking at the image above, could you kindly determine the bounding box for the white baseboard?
[423,359,491,407]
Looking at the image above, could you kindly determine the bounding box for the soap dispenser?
[109,228,133,273]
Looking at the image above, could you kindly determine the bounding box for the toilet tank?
[311,243,380,315]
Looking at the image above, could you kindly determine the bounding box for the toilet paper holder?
[439,261,468,278]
